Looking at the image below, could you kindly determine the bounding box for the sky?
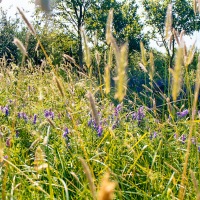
[0,0,35,16]
[0,0,200,51]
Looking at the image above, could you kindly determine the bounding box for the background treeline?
[0,0,200,99]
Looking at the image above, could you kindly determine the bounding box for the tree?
[0,9,19,63]
[53,0,144,69]
[142,0,200,67]
[86,0,143,52]
[55,0,95,68]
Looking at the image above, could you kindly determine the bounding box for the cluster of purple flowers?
[111,104,122,130]
[44,109,54,120]
[88,118,103,137]
[18,112,29,122]
[132,106,145,124]
[177,109,189,118]
[0,106,9,116]
[114,104,122,116]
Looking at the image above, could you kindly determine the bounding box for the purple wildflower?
[4,106,9,116]
[198,146,200,152]
[18,112,28,122]
[1,106,9,116]
[22,113,28,122]
[177,109,189,118]
[153,132,157,138]
[44,109,54,120]
[182,134,186,144]
[63,128,69,138]
[114,104,122,116]
[33,114,37,124]
[132,106,145,122]
[97,125,103,137]
[112,119,119,130]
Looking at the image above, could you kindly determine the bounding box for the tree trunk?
[78,23,83,68]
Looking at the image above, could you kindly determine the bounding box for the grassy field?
[0,59,200,199]
[0,5,200,200]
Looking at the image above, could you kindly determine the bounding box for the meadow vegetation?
[0,0,200,199]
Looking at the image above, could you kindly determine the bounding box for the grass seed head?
[171,42,184,101]
[140,41,147,66]
[87,92,99,126]
[98,173,116,200]
[81,28,91,68]
[79,157,96,199]
[53,76,64,98]
[17,7,36,36]
[13,38,27,56]
[114,43,128,102]
[165,4,172,40]
[34,146,47,171]
[106,9,114,45]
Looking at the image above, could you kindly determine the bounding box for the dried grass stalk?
[34,146,47,171]
[63,54,76,64]
[95,50,101,66]
[106,9,114,45]
[140,41,147,66]
[106,10,119,56]
[53,76,64,97]
[106,9,128,101]
[98,173,116,200]
[170,42,184,101]
[0,137,4,163]
[139,62,148,73]
[104,47,112,94]
[79,158,96,199]
[114,43,128,102]
[194,0,197,14]
[13,38,27,56]
[165,4,173,40]
[173,29,179,46]
[17,7,36,36]
[81,28,91,68]
[87,92,99,126]
[190,170,200,199]
[149,51,155,81]
[185,42,196,67]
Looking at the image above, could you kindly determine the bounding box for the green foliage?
[86,0,144,52]
[0,9,19,62]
